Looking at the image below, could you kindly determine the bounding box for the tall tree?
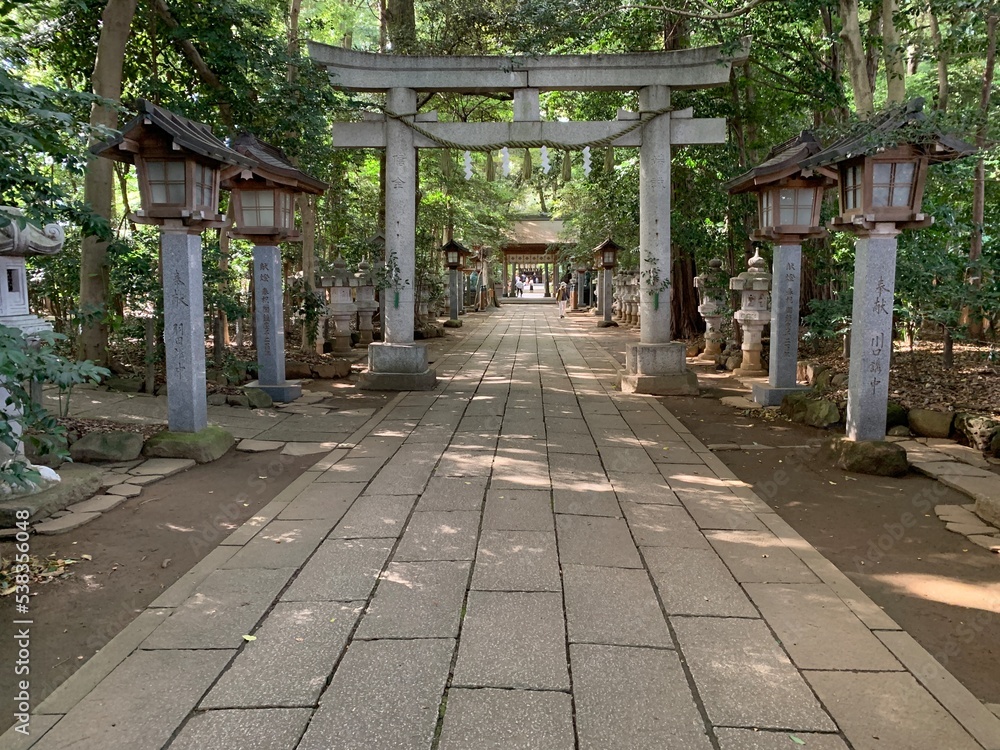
[78,0,138,363]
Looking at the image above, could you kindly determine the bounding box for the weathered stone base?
[597,320,619,328]
[143,425,235,464]
[621,342,699,396]
[444,319,463,328]
[976,497,1000,528]
[246,380,302,403]
[357,342,437,391]
[752,383,809,407]
[823,437,908,477]
[0,464,102,526]
[732,367,767,379]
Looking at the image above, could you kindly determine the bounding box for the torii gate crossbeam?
[309,40,750,392]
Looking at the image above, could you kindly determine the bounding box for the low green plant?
[0,325,109,489]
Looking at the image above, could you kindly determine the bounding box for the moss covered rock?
[824,437,909,477]
[143,426,234,464]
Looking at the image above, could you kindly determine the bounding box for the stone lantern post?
[799,98,974,441]
[222,134,327,402]
[694,258,727,362]
[355,259,378,347]
[327,255,357,355]
[92,100,252,433]
[730,250,771,377]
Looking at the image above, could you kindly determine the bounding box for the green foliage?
[0,324,108,488]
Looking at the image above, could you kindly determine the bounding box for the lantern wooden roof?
[593,237,621,253]
[91,100,252,168]
[442,238,471,254]
[724,132,836,195]
[220,134,327,194]
[800,98,975,170]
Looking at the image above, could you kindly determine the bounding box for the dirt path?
[668,385,1000,706]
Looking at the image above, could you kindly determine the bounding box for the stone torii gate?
[309,41,749,392]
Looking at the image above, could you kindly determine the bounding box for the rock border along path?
[6,306,1000,750]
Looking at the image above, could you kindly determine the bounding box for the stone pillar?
[359,86,435,390]
[731,251,771,378]
[752,245,809,406]
[694,258,726,362]
[327,256,356,355]
[575,269,586,308]
[613,273,625,321]
[161,230,208,432]
[598,268,616,327]
[502,261,508,296]
[622,85,697,395]
[355,260,377,347]
[846,229,899,441]
[250,245,301,402]
[628,271,640,326]
[446,268,461,326]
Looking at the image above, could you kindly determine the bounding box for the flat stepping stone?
[237,439,285,453]
[281,442,339,456]
[967,534,1000,551]
[67,494,127,514]
[34,512,101,534]
[106,484,142,498]
[129,458,196,477]
[934,443,991,468]
[720,396,757,409]
[912,461,995,479]
[945,521,998,535]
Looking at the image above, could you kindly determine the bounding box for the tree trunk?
[78,0,139,364]
[967,12,998,340]
[287,0,302,84]
[929,8,949,111]
[385,0,415,53]
[300,194,318,353]
[883,0,906,103]
[839,0,875,117]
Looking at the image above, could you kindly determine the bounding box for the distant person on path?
[515,277,524,297]
[557,281,569,318]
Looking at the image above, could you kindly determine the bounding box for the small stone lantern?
[442,239,470,325]
[92,100,251,434]
[593,237,620,328]
[694,259,727,362]
[799,98,974,441]
[222,135,327,402]
[575,262,589,309]
[327,255,358,354]
[724,132,833,404]
[730,250,771,377]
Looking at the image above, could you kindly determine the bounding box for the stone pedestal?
[162,231,208,432]
[355,262,378,348]
[575,270,587,308]
[731,251,771,379]
[252,245,301,403]
[597,268,617,327]
[449,267,460,322]
[327,256,356,355]
[846,231,898,441]
[621,342,699,395]
[357,342,436,390]
[694,259,726,362]
[753,244,808,406]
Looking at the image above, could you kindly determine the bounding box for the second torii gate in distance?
[309,40,750,392]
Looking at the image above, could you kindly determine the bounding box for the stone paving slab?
[552,486,622,517]
[483,489,554,531]
[220,518,335,570]
[30,649,233,750]
[417,476,488,511]
[141,567,294,650]
[622,502,711,549]
[707,529,821,584]
[714,729,849,750]
[644,547,758,618]
[33,511,102,534]
[393,510,481,561]
[452,591,569,690]
[599,446,660,474]
[315,456,386,483]
[675,488,767,531]
[563,565,672,647]
[606,472,680,505]
[170,708,312,750]
[277,482,365,521]
[298,638,454,750]
[435,449,495,476]
[202,601,363,708]
[571,644,711,750]
[281,537,394,602]
[556,515,642,568]
[330,494,417,538]
[805,671,982,750]
[355,561,471,639]
[437,688,575,750]
[743,583,902,671]
[128,457,196,476]
[471,529,561,591]
[672,617,837,732]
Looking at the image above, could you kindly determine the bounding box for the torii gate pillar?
[621,85,699,395]
[357,87,437,390]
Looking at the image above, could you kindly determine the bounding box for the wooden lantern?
[442,238,469,270]
[91,100,251,231]
[800,98,975,234]
[594,237,620,269]
[222,135,327,243]
[724,131,835,242]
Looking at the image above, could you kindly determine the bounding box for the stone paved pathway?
[7,306,1000,750]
